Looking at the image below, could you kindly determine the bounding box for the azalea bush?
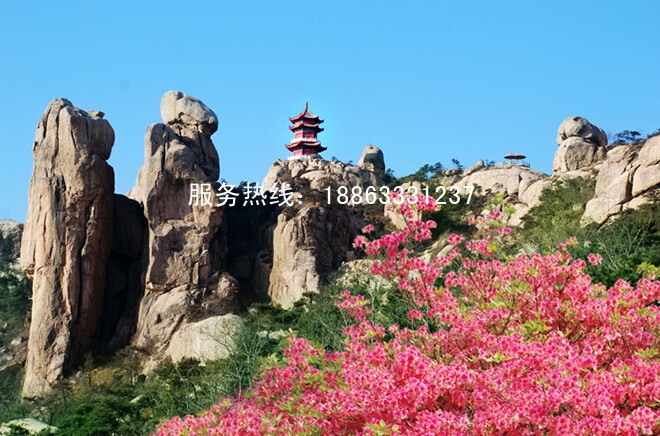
[158,195,660,435]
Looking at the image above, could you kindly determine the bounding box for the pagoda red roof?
[289,102,323,123]
[285,141,327,153]
[289,121,324,132]
[504,153,526,160]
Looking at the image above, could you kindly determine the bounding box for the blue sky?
[1,1,658,221]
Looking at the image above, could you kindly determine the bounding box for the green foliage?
[451,158,464,171]
[396,162,444,185]
[0,366,30,424]
[646,128,660,139]
[246,293,350,353]
[5,426,28,436]
[574,199,660,287]
[373,167,396,186]
[52,390,143,436]
[612,130,642,145]
[0,271,31,323]
[246,277,419,354]
[520,177,595,251]
[521,178,659,287]
[0,231,31,325]
[0,233,15,266]
[425,194,486,237]
[0,236,32,426]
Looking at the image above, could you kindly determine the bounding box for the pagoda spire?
[286,102,327,158]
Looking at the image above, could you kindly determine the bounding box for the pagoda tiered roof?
[286,102,327,156]
[288,121,324,132]
[289,102,323,123]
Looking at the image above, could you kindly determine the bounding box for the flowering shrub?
[157,197,659,435]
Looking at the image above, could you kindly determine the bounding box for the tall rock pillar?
[20,99,115,398]
[129,91,237,356]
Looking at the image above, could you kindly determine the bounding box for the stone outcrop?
[393,163,548,229]
[129,91,235,355]
[14,88,660,400]
[581,136,660,224]
[553,116,607,173]
[20,99,115,398]
[166,314,243,363]
[631,135,660,197]
[262,156,383,195]
[261,152,385,308]
[269,205,353,308]
[357,144,385,173]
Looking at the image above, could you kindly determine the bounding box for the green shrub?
[520,177,595,252]
[573,198,660,287]
[0,272,31,322]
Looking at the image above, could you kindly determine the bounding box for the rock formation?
[269,205,353,308]
[261,151,384,308]
[19,99,115,398]
[129,91,236,359]
[581,136,660,224]
[553,116,607,173]
[262,155,383,195]
[13,90,660,398]
[399,163,548,229]
[357,144,385,173]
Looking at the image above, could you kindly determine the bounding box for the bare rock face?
[357,144,385,173]
[129,91,234,354]
[166,314,243,363]
[553,116,607,173]
[20,99,115,398]
[269,205,353,308]
[260,156,383,308]
[632,135,660,196]
[581,137,660,225]
[262,157,383,195]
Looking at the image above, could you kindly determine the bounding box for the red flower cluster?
[157,198,659,435]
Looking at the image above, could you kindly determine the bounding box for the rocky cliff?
[261,149,385,308]
[19,99,115,398]
[11,94,660,398]
[128,91,238,360]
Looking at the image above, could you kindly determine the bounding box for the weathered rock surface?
[166,314,243,363]
[269,205,353,308]
[161,90,219,138]
[553,116,607,173]
[581,137,660,224]
[261,153,384,308]
[129,91,234,354]
[357,144,385,173]
[631,136,660,197]
[20,99,115,398]
[262,156,383,195]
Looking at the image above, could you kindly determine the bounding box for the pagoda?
[286,102,327,158]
